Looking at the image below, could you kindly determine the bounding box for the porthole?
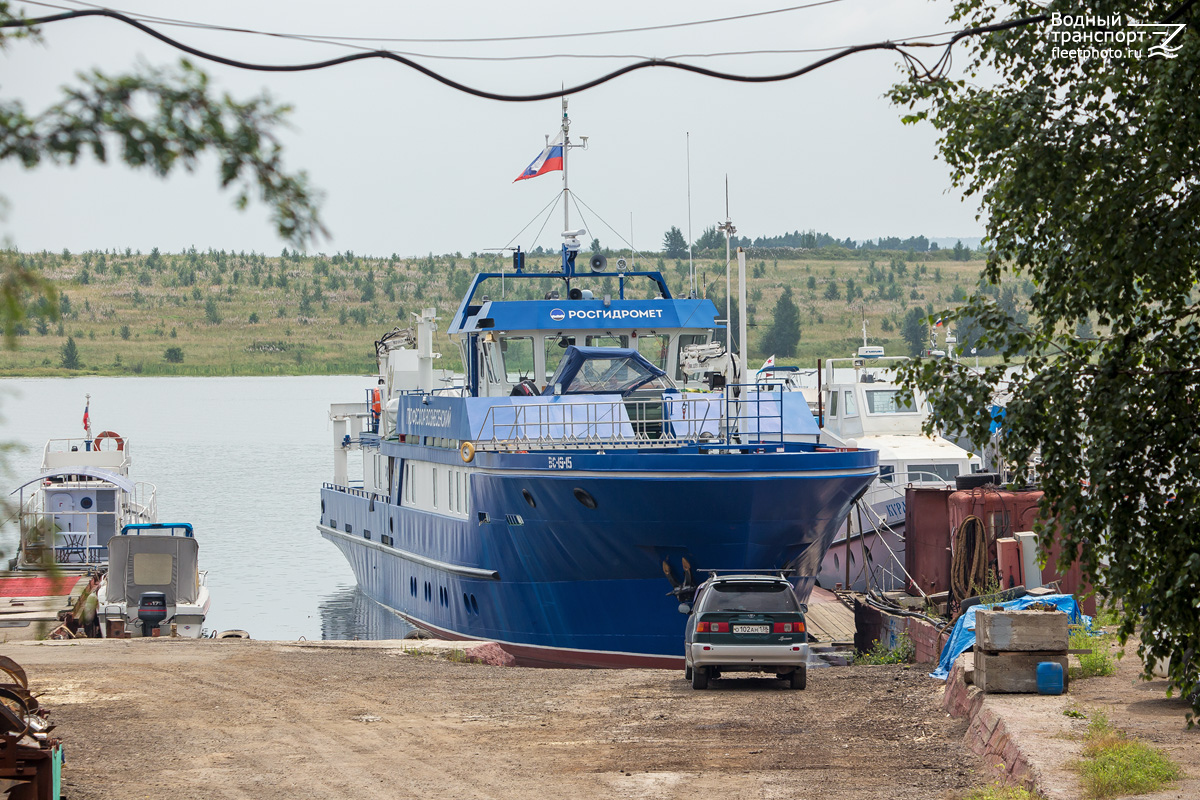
[79,496,94,510]
[389,517,394,532]
[522,489,536,509]
[833,553,840,570]
[410,577,417,596]
[573,487,598,509]
[463,592,470,611]
[470,594,479,614]
[321,500,326,513]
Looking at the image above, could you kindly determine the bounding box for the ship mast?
[562,96,570,233]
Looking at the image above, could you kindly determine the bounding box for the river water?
[0,375,412,640]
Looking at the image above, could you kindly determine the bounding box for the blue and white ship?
[318,107,878,668]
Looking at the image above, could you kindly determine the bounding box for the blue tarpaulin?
[930,594,1091,680]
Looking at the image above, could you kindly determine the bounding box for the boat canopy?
[106,534,201,606]
[8,467,137,495]
[547,345,673,395]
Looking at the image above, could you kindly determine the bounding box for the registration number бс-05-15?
[548,456,573,469]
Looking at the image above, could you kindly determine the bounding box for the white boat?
[815,345,980,592]
[95,523,210,638]
[10,421,157,571]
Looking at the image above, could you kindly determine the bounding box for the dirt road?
[11,639,983,799]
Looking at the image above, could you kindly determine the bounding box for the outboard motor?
[138,592,168,637]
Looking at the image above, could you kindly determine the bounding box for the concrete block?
[976,609,1069,652]
[975,650,1069,693]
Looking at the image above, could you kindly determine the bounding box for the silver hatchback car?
[683,573,809,690]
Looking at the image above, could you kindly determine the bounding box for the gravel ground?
[12,639,985,799]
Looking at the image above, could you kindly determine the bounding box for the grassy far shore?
[0,246,993,378]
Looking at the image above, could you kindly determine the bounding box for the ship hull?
[319,448,875,667]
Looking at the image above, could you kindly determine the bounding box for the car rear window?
[702,582,799,613]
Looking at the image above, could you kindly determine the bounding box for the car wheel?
[789,665,807,690]
[691,666,709,690]
[685,664,693,681]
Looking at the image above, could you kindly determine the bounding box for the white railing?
[16,480,159,567]
[472,394,731,451]
[468,387,794,452]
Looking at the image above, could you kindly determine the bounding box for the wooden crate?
[976,608,1069,652]
[974,649,1069,693]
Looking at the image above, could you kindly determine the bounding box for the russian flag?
[514,134,564,182]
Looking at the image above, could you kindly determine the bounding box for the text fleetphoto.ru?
[1046,12,1185,62]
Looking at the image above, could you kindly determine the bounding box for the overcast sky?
[2,0,988,256]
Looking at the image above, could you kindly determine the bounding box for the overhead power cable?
[26,0,969,64]
[3,7,1111,102]
[51,0,851,44]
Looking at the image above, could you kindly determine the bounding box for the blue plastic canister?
[1037,661,1065,695]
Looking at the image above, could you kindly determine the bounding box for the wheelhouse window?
[828,390,839,417]
[585,333,629,348]
[843,390,859,417]
[635,334,670,371]
[865,389,917,414]
[500,336,535,383]
[545,336,574,382]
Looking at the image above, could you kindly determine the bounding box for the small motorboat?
[96,523,210,638]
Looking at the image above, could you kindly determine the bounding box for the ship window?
[879,465,895,484]
[909,463,961,482]
[482,339,503,385]
[432,467,438,508]
[133,553,173,585]
[865,389,917,414]
[545,336,575,381]
[449,469,456,512]
[828,391,838,417]
[501,337,535,382]
[636,334,670,371]
[585,333,628,349]
[843,390,859,417]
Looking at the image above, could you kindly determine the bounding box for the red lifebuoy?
[94,431,125,451]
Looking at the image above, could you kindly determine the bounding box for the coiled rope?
[951,515,989,602]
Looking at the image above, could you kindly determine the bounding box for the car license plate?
[733,624,769,634]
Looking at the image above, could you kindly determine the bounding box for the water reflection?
[318,584,414,640]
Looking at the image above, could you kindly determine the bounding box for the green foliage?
[853,632,914,665]
[203,298,221,324]
[0,8,323,247]
[119,324,130,340]
[58,335,79,369]
[759,287,801,357]
[163,346,184,363]
[900,307,927,357]
[961,782,1038,800]
[890,0,1200,722]
[662,226,687,258]
[1077,712,1181,799]
[693,225,724,252]
[1070,627,1116,680]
